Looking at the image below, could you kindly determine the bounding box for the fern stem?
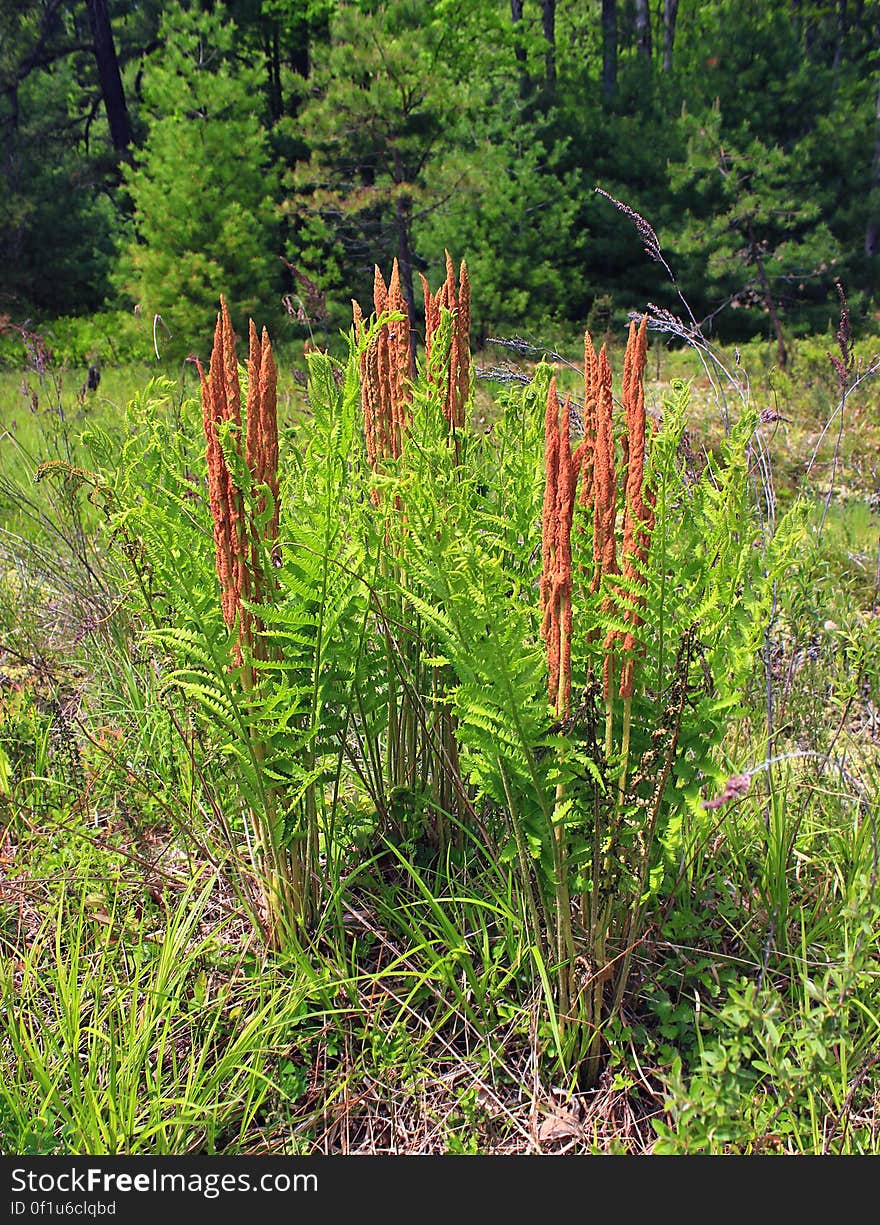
[499,758,546,964]
[618,693,633,806]
[552,602,575,1038]
[583,910,609,1088]
[604,694,614,763]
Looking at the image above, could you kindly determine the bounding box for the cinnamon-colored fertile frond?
[423,252,471,432]
[208,310,228,426]
[373,265,388,317]
[555,394,576,715]
[200,299,281,663]
[593,345,619,700]
[245,318,263,477]
[457,260,471,421]
[541,376,560,630]
[537,319,654,704]
[199,349,235,633]
[574,331,598,602]
[219,295,241,429]
[444,249,456,301]
[619,314,651,698]
[541,379,579,715]
[354,264,414,492]
[387,258,412,443]
[375,312,394,460]
[387,258,401,307]
[621,320,636,432]
[258,327,280,542]
[593,344,618,594]
[582,330,598,479]
[206,305,242,631]
[622,316,648,529]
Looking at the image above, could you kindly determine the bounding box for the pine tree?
[667,102,841,362]
[118,5,278,355]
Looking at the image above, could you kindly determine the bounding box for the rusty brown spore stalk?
[353,260,412,490]
[590,343,620,701]
[539,317,655,1064]
[198,296,279,663]
[618,316,652,698]
[420,250,471,431]
[541,377,581,718]
[542,317,654,717]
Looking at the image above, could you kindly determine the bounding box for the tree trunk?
[270,23,283,120]
[635,0,652,59]
[833,0,848,74]
[602,0,617,102]
[1,85,24,272]
[263,19,283,122]
[84,0,132,160]
[287,16,310,80]
[511,0,529,99]
[541,0,556,88]
[662,0,679,72]
[749,226,788,369]
[275,13,311,120]
[865,77,880,257]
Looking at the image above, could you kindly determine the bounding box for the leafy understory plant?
[397,332,803,1086]
[348,255,472,851]
[97,257,803,1089]
[96,307,364,953]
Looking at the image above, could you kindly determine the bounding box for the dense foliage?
[1,287,878,1151]
[2,0,879,353]
[2,1,880,1156]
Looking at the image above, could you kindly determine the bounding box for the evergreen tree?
[2,0,879,340]
[283,0,477,327]
[0,1,128,314]
[118,5,278,355]
[284,0,577,335]
[414,102,578,337]
[667,103,842,361]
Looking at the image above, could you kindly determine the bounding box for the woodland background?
[3,0,880,363]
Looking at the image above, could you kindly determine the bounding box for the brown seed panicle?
[457,260,471,423]
[387,259,412,447]
[589,344,619,700]
[541,375,561,685]
[259,327,280,543]
[540,321,654,710]
[593,344,618,596]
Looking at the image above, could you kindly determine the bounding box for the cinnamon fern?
[93,271,802,1090]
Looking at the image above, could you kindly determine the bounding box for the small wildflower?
[704,773,752,810]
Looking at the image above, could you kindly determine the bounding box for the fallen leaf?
[538,1106,581,1142]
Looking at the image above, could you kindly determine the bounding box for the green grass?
[1,875,309,1155]
[1,330,879,1154]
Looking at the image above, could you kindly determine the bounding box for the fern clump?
[96,269,802,1089]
